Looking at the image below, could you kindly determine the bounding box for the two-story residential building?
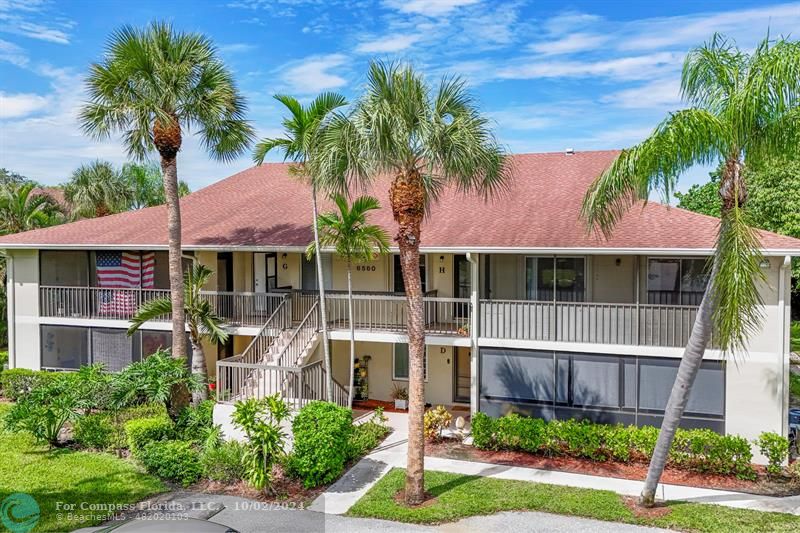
[2,150,798,457]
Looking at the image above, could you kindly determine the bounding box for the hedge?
[0,368,66,401]
[138,440,203,487]
[471,412,756,480]
[124,416,175,455]
[290,401,353,488]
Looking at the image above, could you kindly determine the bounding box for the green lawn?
[791,321,800,353]
[348,469,800,533]
[0,404,166,532]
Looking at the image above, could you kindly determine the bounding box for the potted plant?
[391,384,408,410]
[457,321,470,337]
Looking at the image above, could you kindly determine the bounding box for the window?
[638,358,724,416]
[41,325,89,369]
[301,254,332,291]
[480,348,554,403]
[526,256,585,301]
[393,255,426,293]
[40,326,174,370]
[41,251,89,286]
[392,343,427,380]
[647,258,710,305]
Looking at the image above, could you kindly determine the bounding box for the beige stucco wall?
[331,254,390,292]
[232,252,253,292]
[331,340,458,406]
[195,251,218,290]
[278,252,301,289]
[429,253,454,297]
[7,249,40,369]
[591,255,635,303]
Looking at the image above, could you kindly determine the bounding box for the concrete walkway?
[310,411,800,516]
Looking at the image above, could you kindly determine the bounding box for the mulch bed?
[425,439,800,497]
[194,467,325,507]
[353,399,408,413]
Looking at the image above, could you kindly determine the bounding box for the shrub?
[125,416,174,455]
[755,432,789,477]
[424,405,452,441]
[0,368,63,401]
[787,460,800,482]
[201,439,248,483]
[0,351,7,370]
[470,412,496,449]
[471,413,757,479]
[231,394,290,490]
[4,374,84,446]
[347,420,389,462]
[139,440,203,487]
[73,412,115,449]
[70,364,115,411]
[290,401,353,488]
[112,350,200,412]
[175,399,215,443]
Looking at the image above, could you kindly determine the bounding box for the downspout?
[2,251,15,369]
[466,253,479,415]
[778,255,791,438]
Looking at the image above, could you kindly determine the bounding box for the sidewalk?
[310,412,800,516]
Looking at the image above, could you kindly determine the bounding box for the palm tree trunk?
[640,276,715,505]
[190,335,208,404]
[161,155,187,360]
[311,185,333,401]
[347,262,355,407]
[390,170,427,505]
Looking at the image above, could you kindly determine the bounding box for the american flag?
[97,252,156,316]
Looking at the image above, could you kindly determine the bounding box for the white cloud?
[601,79,682,110]
[383,0,481,17]
[0,0,73,44]
[497,52,682,81]
[0,91,48,118]
[0,37,27,66]
[279,53,348,94]
[218,42,258,54]
[529,33,609,56]
[355,33,420,53]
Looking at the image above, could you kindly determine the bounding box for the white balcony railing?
[480,299,699,348]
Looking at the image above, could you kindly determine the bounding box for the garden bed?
[426,439,800,497]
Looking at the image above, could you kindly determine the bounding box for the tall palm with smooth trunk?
[80,21,254,361]
[128,263,228,405]
[313,61,511,504]
[582,34,800,507]
[307,195,390,406]
[253,92,347,400]
[64,160,131,218]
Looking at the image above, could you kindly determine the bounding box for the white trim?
[327,329,470,346]
[3,243,798,256]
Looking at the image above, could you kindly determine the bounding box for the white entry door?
[253,253,277,310]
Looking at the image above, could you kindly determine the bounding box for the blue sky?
[1,0,798,194]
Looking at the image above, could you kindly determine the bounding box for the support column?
[467,253,480,415]
[5,253,14,369]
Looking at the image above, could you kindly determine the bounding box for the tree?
[678,158,800,287]
[0,182,64,234]
[120,161,190,209]
[0,168,34,187]
[253,93,347,400]
[127,263,228,405]
[64,160,132,218]
[80,21,254,361]
[307,195,390,406]
[581,34,800,507]
[313,61,511,504]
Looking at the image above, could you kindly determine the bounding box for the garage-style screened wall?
[479,347,725,433]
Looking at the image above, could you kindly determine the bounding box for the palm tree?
[127,263,228,404]
[313,61,511,505]
[121,162,190,209]
[307,195,390,406]
[80,22,254,361]
[0,182,64,234]
[64,160,131,218]
[582,34,800,507]
[253,93,347,400]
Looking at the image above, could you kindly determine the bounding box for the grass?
[348,468,800,533]
[0,404,166,532]
[791,321,800,353]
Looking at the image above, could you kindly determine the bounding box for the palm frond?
[127,297,172,335]
[582,108,728,236]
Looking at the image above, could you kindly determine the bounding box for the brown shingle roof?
[2,150,799,253]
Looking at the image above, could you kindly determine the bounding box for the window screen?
[41,326,89,369]
[41,251,89,286]
[392,344,427,380]
[638,358,724,416]
[572,354,619,408]
[480,348,553,402]
[91,328,133,372]
[140,330,172,358]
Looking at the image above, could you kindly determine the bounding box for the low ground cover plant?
[471,413,790,480]
[424,405,452,442]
